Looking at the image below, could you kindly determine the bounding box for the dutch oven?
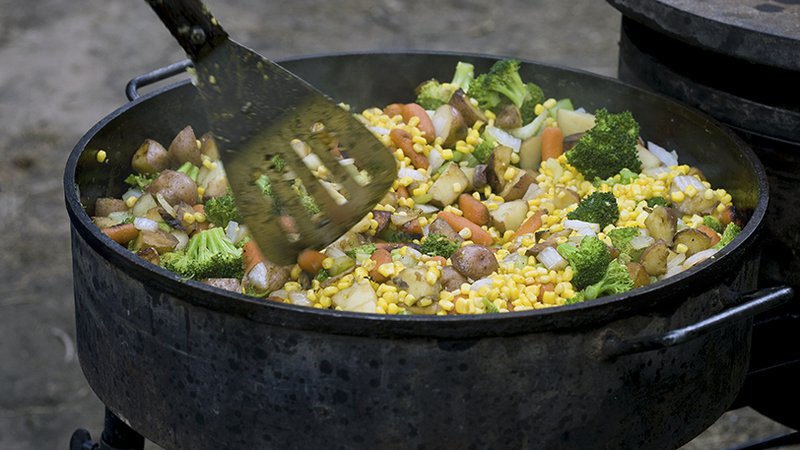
[64,52,793,450]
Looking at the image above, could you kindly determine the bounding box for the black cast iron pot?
[65,52,792,450]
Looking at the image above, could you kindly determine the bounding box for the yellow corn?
[125,196,138,208]
[96,150,107,163]
[322,257,334,270]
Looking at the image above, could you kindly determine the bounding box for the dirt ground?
[0,0,795,448]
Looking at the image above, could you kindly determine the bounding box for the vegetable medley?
[92,59,743,315]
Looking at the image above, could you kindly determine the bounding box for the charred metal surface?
[65,53,774,449]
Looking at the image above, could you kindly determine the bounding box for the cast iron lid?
[607,0,800,71]
[64,52,769,339]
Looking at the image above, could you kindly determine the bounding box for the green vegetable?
[204,192,241,227]
[594,168,639,187]
[468,73,502,111]
[420,233,460,258]
[415,79,454,110]
[271,154,285,172]
[451,61,475,92]
[468,59,537,112]
[519,83,545,124]
[346,244,377,263]
[548,98,574,119]
[557,236,613,290]
[646,196,670,208]
[177,162,200,181]
[482,298,499,313]
[607,227,640,258]
[568,259,634,303]
[714,222,742,249]
[161,227,244,280]
[293,179,320,216]
[314,269,331,282]
[703,215,723,233]
[567,191,619,229]
[124,172,156,190]
[566,108,642,180]
[472,136,496,164]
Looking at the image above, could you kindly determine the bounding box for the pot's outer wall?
[66,54,768,449]
[72,226,757,450]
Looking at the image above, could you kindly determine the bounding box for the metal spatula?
[145,0,396,265]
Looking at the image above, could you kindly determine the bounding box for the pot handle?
[126,59,194,101]
[599,286,793,360]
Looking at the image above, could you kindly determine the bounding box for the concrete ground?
[0,0,795,449]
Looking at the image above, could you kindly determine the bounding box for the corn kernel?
[510,152,520,164]
[439,299,455,311]
[503,167,517,181]
[543,98,557,109]
[96,150,107,163]
[197,186,205,197]
[193,212,206,223]
[407,116,420,127]
[399,176,414,186]
[671,191,685,203]
[377,263,395,277]
[675,243,689,254]
[322,257,334,270]
[322,286,340,297]
[320,296,332,308]
[387,303,401,314]
[125,196,138,208]
[441,149,454,160]
[183,212,196,224]
[534,104,544,115]
[703,189,715,200]
[542,291,557,305]
[685,185,698,198]
[455,297,469,314]
[458,227,473,239]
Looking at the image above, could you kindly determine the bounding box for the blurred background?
[0,0,794,448]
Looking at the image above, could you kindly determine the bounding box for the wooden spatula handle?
[145,0,229,60]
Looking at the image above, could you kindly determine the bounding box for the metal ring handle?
[600,286,794,360]
[125,59,194,101]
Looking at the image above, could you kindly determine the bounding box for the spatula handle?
[145,0,229,60]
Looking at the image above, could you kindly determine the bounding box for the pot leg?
[69,408,145,450]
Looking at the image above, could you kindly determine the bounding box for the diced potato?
[130,230,179,254]
[428,163,468,207]
[331,279,378,313]
[499,171,535,201]
[639,241,670,276]
[518,136,542,171]
[167,126,202,167]
[393,267,441,301]
[489,199,528,233]
[131,139,169,174]
[674,228,712,256]
[486,145,513,193]
[626,262,651,288]
[461,166,476,191]
[557,109,596,137]
[95,198,128,217]
[645,206,677,246]
[450,245,499,280]
[553,187,580,210]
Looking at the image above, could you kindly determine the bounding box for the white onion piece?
[398,167,426,181]
[122,188,142,202]
[485,126,521,152]
[390,212,416,226]
[225,221,239,243]
[108,211,132,224]
[643,166,670,177]
[131,193,157,217]
[415,204,440,214]
[133,217,159,232]
[289,291,313,307]
[470,278,493,291]
[564,219,600,236]
[537,246,567,270]
[574,107,587,114]
[648,141,679,166]
[522,183,544,201]
[338,158,356,166]
[431,104,452,140]
[543,158,564,180]
[155,193,176,218]
[664,265,685,278]
[683,248,718,269]
[368,126,390,136]
[270,289,289,300]
[172,230,189,251]
[427,148,444,173]
[630,235,654,250]
[667,252,686,270]
[509,109,548,140]
[672,175,706,193]
[302,153,323,171]
[247,262,267,287]
[325,247,347,259]
[406,247,423,259]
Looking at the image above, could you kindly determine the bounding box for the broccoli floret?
[161,227,244,280]
[647,196,670,208]
[520,83,545,124]
[714,222,742,249]
[484,59,529,108]
[420,233,460,258]
[566,109,642,180]
[567,192,619,229]
[594,167,640,187]
[482,298,499,313]
[204,192,241,227]
[572,259,634,302]
[452,61,475,92]
[415,79,454,110]
[472,136,496,164]
[314,268,331,282]
[607,227,639,253]
[176,162,200,181]
[703,215,723,233]
[271,154,285,172]
[124,172,157,190]
[468,73,502,111]
[346,243,377,263]
[557,236,613,290]
[292,180,320,215]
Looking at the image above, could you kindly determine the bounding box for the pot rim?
[64,50,768,338]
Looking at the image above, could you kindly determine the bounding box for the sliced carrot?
[514,210,546,238]
[430,256,447,265]
[102,223,139,245]
[384,103,404,118]
[437,211,493,246]
[458,194,490,226]
[697,225,721,247]
[242,240,264,274]
[396,185,410,198]
[369,248,392,282]
[402,218,422,235]
[541,127,564,161]
[402,103,436,143]
[297,249,326,275]
[390,128,429,169]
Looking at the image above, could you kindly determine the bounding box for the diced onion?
[368,126,390,136]
[537,246,567,270]
[667,252,686,270]
[648,141,679,166]
[172,230,189,251]
[683,248,718,269]
[564,219,600,236]
[289,291,312,307]
[522,183,544,201]
[398,167,426,181]
[643,166,670,177]
[302,153,323,171]
[247,262,267,287]
[470,278,493,291]
[390,212,416,226]
[486,126,521,152]
[270,289,289,300]
[122,188,142,202]
[509,109,548,140]
[108,211,133,225]
[427,148,444,173]
[672,175,706,193]
[415,204,440,214]
[338,158,356,166]
[326,247,347,259]
[630,235,654,250]
[664,265,685,278]
[574,107,587,114]
[155,193,176,217]
[225,221,239,243]
[133,217,158,232]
